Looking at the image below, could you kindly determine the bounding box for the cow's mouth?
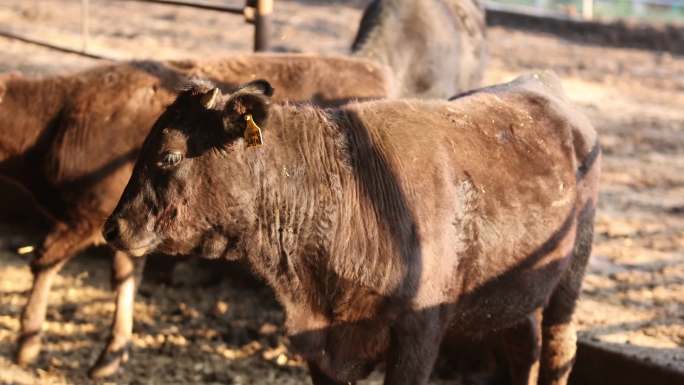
[126,240,159,257]
[105,227,159,257]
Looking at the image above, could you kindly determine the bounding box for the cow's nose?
[102,219,121,243]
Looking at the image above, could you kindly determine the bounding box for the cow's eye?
[158,151,183,168]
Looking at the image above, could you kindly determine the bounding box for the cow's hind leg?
[15,222,94,366]
[89,251,146,378]
[501,308,542,385]
[539,202,595,385]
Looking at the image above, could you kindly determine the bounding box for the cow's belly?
[453,264,569,336]
[447,224,577,335]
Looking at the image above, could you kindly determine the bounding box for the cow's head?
[103,79,273,258]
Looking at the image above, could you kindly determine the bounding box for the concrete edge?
[570,339,684,385]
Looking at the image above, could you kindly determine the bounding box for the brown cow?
[0,53,391,378]
[352,0,487,98]
[104,71,600,385]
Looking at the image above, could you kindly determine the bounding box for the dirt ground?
[0,1,683,384]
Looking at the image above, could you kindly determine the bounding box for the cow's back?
[166,54,394,105]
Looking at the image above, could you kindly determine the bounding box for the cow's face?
[104,79,273,258]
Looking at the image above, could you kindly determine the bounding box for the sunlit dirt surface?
[0,0,683,383]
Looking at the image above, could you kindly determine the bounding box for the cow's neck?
[243,105,347,312]
[0,76,71,174]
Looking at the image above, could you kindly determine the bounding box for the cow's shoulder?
[43,63,173,186]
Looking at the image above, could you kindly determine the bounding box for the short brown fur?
[0,53,391,378]
[107,71,600,385]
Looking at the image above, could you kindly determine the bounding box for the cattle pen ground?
[0,0,683,384]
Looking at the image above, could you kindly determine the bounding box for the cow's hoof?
[15,333,41,366]
[88,345,129,378]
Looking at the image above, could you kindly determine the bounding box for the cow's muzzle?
[103,217,156,257]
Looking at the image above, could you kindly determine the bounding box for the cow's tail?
[538,135,600,382]
[576,140,601,181]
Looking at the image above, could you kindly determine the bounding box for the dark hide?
[352,0,488,98]
[106,71,600,385]
[0,53,391,378]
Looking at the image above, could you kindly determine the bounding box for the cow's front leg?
[89,251,146,378]
[16,257,70,366]
[383,309,444,385]
[16,222,93,366]
[308,361,353,385]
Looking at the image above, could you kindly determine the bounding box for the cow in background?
[352,0,487,98]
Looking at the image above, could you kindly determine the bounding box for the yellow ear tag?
[243,114,263,148]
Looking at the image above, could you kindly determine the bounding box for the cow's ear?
[223,80,273,147]
[234,79,274,97]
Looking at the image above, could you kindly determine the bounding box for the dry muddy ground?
[0,0,683,384]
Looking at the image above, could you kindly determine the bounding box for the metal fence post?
[254,0,272,51]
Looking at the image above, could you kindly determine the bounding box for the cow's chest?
[284,294,393,383]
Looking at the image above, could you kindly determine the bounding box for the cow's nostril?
[103,222,120,243]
